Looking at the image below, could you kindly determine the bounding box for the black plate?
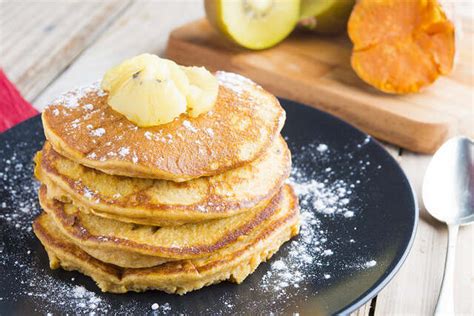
[0,100,418,315]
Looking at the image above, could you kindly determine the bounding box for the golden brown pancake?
[33,185,300,294]
[42,72,285,181]
[35,136,291,226]
[38,185,291,268]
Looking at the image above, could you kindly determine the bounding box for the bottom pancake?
[33,187,300,294]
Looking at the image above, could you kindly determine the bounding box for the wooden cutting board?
[166,19,473,154]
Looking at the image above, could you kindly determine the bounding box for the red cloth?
[0,69,38,132]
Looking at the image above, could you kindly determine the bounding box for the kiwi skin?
[204,0,228,40]
[299,0,355,34]
[204,0,300,50]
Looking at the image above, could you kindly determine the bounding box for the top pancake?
[42,71,285,181]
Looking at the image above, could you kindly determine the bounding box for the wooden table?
[1,1,472,314]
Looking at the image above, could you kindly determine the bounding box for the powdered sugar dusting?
[216,71,257,95]
[118,146,130,157]
[182,120,198,133]
[291,177,354,216]
[132,152,139,164]
[205,128,214,138]
[83,187,95,200]
[144,131,153,140]
[365,260,377,268]
[50,82,103,109]
[83,103,94,111]
[151,302,171,313]
[255,138,379,303]
[2,121,389,314]
[316,143,328,152]
[0,136,113,314]
[90,127,105,137]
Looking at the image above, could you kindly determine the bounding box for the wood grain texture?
[34,0,203,110]
[166,19,474,154]
[351,300,372,316]
[0,0,131,102]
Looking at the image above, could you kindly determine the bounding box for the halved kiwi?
[205,0,300,50]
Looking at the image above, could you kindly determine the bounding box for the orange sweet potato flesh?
[348,0,455,94]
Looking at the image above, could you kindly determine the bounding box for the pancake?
[42,71,285,181]
[38,185,294,268]
[33,186,299,294]
[35,136,291,226]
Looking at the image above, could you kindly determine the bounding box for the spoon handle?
[434,224,459,316]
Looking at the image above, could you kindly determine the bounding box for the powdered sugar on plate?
[0,138,115,314]
[1,118,384,314]
[199,137,383,314]
[256,172,371,297]
[253,139,379,301]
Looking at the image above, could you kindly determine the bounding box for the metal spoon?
[422,136,474,315]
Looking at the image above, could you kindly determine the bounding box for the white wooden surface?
[1,1,473,315]
[0,0,131,101]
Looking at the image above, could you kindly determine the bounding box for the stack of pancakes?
[33,71,300,294]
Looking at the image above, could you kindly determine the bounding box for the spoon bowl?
[422,136,474,225]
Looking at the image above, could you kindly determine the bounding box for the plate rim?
[280,98,419,314]
[337,178,419,314]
